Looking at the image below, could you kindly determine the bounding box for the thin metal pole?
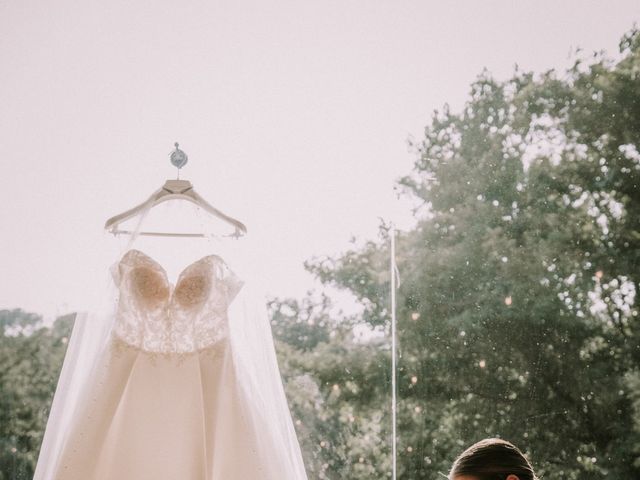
[390,223,397,480]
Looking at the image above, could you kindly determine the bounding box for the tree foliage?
[0,309,72,480]
[300,27,640,479]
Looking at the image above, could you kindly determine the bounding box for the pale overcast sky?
[1,0,639,321]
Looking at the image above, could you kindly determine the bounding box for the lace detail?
[174,274,211,308]
[130,265,171,309]
[108,333,227,367]
[110,249,244,355]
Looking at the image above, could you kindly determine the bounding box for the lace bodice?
[109,249,244,355]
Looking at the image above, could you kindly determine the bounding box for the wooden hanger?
[104,143,247,239]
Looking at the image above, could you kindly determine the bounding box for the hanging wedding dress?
[33,194,308,480]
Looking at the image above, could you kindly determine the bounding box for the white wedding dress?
[35,247,308,480]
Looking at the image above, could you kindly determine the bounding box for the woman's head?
[449,438,537,480]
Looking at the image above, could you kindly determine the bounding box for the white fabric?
[33,192,308,479]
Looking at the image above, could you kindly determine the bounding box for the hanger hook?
[170,142,189,180]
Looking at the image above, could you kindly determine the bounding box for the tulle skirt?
[53,335,269,480]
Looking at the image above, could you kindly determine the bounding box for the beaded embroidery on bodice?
[109,249,244,355]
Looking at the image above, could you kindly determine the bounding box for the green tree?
[305,27,640,479]
[270,292,393,479]
[0,309,72,480]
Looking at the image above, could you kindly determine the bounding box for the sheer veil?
[33,192,308,479]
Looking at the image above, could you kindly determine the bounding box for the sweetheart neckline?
[118,248,225,288]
